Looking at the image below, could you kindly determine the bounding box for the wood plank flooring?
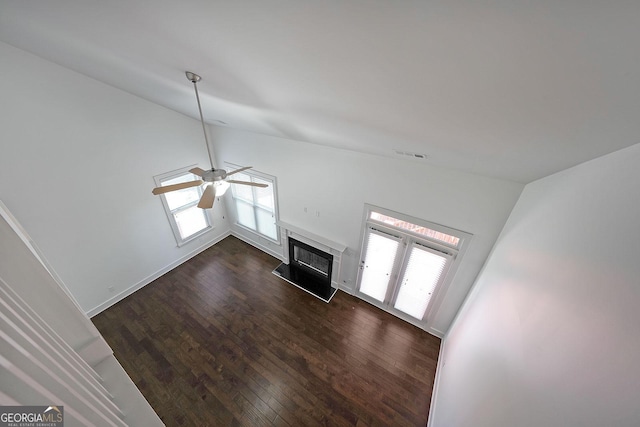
[92,236,440,426]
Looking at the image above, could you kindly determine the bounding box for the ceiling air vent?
[393,149,428,160]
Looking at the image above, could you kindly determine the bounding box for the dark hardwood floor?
[92,236,440,426]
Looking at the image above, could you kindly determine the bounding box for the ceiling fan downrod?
[186,71,216,171]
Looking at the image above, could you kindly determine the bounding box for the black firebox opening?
[288,238,333,280]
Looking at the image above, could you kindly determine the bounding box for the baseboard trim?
[86,231,231,318]
[230,230,285,262]
[337,281,356,294]
[427,337,447,427]
[428,326,445,339]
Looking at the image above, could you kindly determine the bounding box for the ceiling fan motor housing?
[201,168,227,182]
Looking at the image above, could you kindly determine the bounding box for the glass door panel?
[393,244,449,320]
[358,228,401,302]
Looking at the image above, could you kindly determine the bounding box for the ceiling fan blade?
[152,180,203,195]
[227,180,268,188]
[189,167,208,177]
[197,185,216,209]
[226,166,253,176]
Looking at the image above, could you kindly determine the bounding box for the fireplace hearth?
[273,237,337,302]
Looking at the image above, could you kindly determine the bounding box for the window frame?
[153,165,213,246]
[226,163,280,244]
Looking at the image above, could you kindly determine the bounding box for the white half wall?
[0,42,231,314]
[211,126,523,335]
[431,143,640,426]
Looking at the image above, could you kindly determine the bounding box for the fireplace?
[273,237,337,302]
[289,238,333,279]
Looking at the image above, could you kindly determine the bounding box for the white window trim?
[153,165,213,247]
[225,162,281,244]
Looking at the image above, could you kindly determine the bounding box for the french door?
[357,225,453,323]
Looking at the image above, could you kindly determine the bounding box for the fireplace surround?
[273,237,336,302]
[273,222,346,303]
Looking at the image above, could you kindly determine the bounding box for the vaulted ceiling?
[1,1,639,183]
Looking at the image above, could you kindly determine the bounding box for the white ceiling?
[1,1,639,183]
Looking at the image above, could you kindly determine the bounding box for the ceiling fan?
[152,71,267,209]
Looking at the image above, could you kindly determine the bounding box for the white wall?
[212,126,523,335]
[431,143,640,426]
[0,42,231,315]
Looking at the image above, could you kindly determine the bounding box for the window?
[228,166,279,242]
[154,166,212,245]
[356,205,471,329]
[369,211,460,247]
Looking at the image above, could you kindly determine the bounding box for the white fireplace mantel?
[276,221,347,254]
